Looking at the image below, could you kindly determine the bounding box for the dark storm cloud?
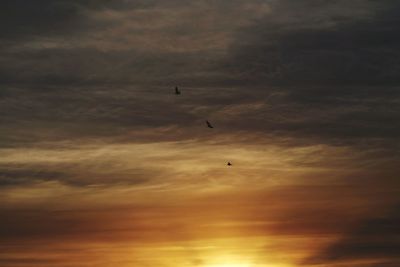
[304,204,400,266]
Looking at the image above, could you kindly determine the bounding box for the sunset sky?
[1,1,400,266]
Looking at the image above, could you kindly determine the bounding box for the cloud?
[0,162,151,187]
[1,1,398,155]
[225,0,400,85]
[0,166,69,186]
[0,0,158,41]
[0,0,271,86]
[304,204,400,266]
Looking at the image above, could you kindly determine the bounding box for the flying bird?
[227,162,232,166]
[206,120,214,128]
[175,86,181,95]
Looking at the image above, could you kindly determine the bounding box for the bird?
[175,86,181,95]
[227,162,232,166]
[206,120,214,128]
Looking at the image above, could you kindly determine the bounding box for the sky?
[1,0,400,266]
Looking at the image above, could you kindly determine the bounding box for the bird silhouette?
[206,120,214,128]
[175,86,181,95]
[227,162,232,166]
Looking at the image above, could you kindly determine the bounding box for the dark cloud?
[2,0,400,87]
[0,163,151,187]
[0,0,157,41]
[212,0,400,154]
[0,1,82,41]
[0,0,272,86]
[0,83,205,148]
[304,204,400,265]
[226,0,400,85]
[0,48,222,86]
[0,166,68,186]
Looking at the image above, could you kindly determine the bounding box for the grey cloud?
[0,167,68,186]
[0,48,223,86]
[0,1,82,40]
[226,1,400,85]
[210,0,400,153]
[0,83,205,148]
[0,0,156,41]
[0,163,151,187]
[0,0,270,85]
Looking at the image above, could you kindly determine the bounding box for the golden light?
[201,255,253,267]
